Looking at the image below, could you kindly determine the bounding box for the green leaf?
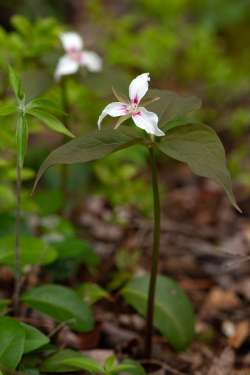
[104,355,116,372]
[147,89,201,128]
[0,317,25,370]
[33,126,142,192]
[0,235,58,268]
[163,116,201,132]
[122,275,195,351]
[76,283,109,305]
[109,364,139,375]
[103,356,138,375]
[16,114,28,168]
[22,284,94,332]
[11,15,31,35]
[0,103,16,117]
[22,323,49,353]
[62,357,103,374]
[8,66,23,100]
[119,360,146,375]
[157,124,240,211]
[40,350,98,373]
[27,109,74,138]
[27,98,65,116]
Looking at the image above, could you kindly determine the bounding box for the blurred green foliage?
[87,0,250,90]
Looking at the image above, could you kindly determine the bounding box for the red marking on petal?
[121,104,129,114]
[133,111,141,116]
[68,47,78,53]
[133,96,139,104]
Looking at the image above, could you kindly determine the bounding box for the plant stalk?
[13,159,22,313]
[144,145,161,358]
[60,78,70,201]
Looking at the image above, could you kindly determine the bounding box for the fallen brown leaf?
[203,287,241,312]
[228,321,250,349]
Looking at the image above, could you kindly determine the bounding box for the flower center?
[128,102,140,115]
[68,48,82,63]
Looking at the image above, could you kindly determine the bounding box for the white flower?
[55,32,102,80]
[97,73,165,137]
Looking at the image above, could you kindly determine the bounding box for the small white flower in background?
[98,73,165,136]
[55,32,102,80]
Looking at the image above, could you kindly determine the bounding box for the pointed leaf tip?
[158,124,240,212]
[27,109,74,138]
[8,66,23,100]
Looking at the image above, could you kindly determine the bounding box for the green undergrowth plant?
[0,67,74,312]
[34,72,240,358]
[40,351,144,375]
[0,316,143,375]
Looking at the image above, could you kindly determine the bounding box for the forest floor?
[3,163,250,375]
[69,162,250,374]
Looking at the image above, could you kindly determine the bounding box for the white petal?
[54,55,79,80]
[97,102,128,129]
[132,107,165,136]
[81,51,102,72]
[60,32,83,51]
[129,72,150,104]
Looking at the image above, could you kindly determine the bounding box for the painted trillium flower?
[55,32,102,80]
[98,73,164,136]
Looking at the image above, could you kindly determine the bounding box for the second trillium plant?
[35,71,240,358]
[54,31,102,199]
[55,32,102,80]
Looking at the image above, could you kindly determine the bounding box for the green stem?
[13,159,22,313]
[60,78,70,202]
[60,78,70,125]
[144,145,161,358]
